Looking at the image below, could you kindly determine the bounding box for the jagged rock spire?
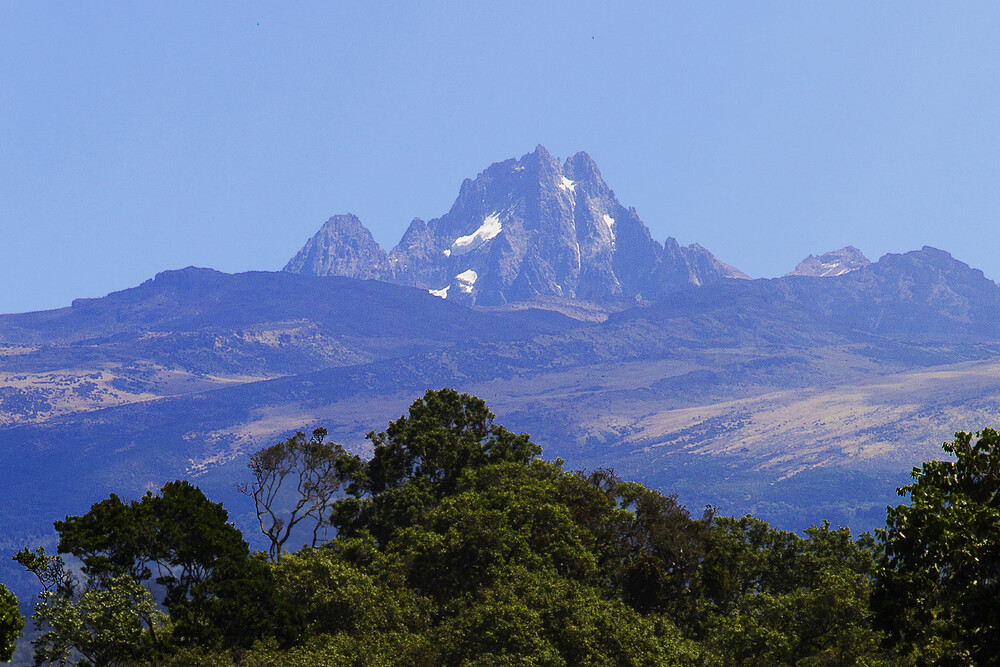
[284,214,389,280]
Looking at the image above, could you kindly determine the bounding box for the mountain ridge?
[3,246,1000,532]
[6,240,1000,613]
[284,146,748,304]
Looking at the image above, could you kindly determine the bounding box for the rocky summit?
[284,146,748,305]
[283,213,389,280]
[787,246,870,277]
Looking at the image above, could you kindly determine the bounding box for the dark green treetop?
[877,428,1000,665]
[0,583,23,662]
[55,479,248,609]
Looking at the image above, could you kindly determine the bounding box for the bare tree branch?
[238,428,345,560]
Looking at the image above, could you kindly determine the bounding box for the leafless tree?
[237,428,345,560]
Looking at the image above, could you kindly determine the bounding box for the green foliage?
[18,481,252,664]
[590,470,712,620]
[15,389,952,665]
[0,583,23,662]
[172,551,295,651]
[433,566,696,666]
[331,389,543,547]
[272,544,431,643]
[13,546,73,595]
[159,633,437,667]
[699,517,890,665]
[365,388,541,494]
[388,460,603,601]
[876,429,1000,665]
[31,573,166,667]
[55,479,249,611]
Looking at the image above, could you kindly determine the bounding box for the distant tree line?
[6,388,1000,665]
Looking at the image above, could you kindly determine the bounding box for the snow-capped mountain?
[787,246,870,277]
[284,146,747,304]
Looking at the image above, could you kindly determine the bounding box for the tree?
[0,583,23,662]
[363,388,540,496]
[13,546,73,596]
[876,429,1000,664]
[271,545,431,643]
[589,471,712,620]
[178,551,298,650]
[55,480,249,610]
[699,517,890,665]
[238,427,346,560]
[390,459,603,602]
[9,389,918,664]
[17,481,250,660]
[432,566,695,666]
[330,388,541,544]
[15,546,165,666]
[30,574,165,667]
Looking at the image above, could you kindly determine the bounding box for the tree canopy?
[877,428,1000,664]
[0,583,23,663]
[9,389,998,665]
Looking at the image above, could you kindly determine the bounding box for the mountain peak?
[285,148,746,305]
[919,245,953,258]
[788,246,870,277]
[563,151,603,186]
[283,214,388,280]
[877,246,987,280]
[521,145,561,177]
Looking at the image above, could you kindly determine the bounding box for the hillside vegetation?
[8,389,998,665]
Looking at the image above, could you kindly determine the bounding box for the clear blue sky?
[4,3,1000,314]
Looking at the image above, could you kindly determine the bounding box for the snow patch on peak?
[442,249,451,257]
[455,269,478,294]
[603,214,616,245]
[819,262,851,277]
[558,176,576,193]
[428,286,450,299]
[451,212,503,256]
